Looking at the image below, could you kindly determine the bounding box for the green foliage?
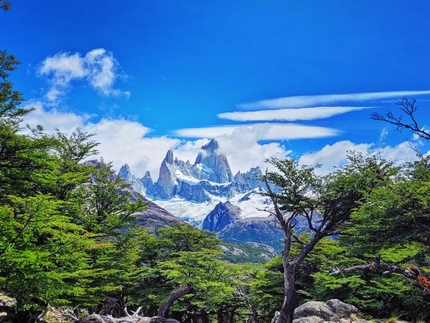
[0,194,92,310]
[123,224,255,321]
[0,51,27,126]
[259,152,394,322]
[250,257,284,322]
[263,157,321,217]
[0,116,58,201]
[47,129,99,200]
[71,158,147,236]
[158,223,220,254]
[159,250,237,308]
[308,157,430,320]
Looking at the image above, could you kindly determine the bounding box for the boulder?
[271,299,367,323]
[293,299,359,322]
[325,299,358,318]
[293,301,339,321]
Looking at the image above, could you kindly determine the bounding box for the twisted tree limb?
[157,284,194,318]
[330,255,430,292]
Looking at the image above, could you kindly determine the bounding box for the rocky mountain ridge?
[119,139,264,203]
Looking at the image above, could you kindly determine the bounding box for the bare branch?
[371,97,430,141]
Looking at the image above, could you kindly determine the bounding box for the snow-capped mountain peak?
[118,139,266,225]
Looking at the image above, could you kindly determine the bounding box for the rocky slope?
[218,217,284,250]
[202,201,241,232]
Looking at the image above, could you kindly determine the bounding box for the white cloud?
[173,123,339,140]
[299,141,372,175]
[22,101,91,133]
[22,101,178,178]
[173,139,211,164]
[37,48,128,102]
[298,140,421,175]
[218,106,375,122]
[21,103,293,178]
[87,120,179,178]
[240,90,430,110]
[39,52,85,84]
[214,127,290,174]
[21,102,425,183]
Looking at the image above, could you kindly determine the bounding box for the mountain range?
[118,138,284,249]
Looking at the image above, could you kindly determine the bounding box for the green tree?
[308,99,430,320]
[0,194,95,320]
[0,3,152,319]
[71,158,147,236]
[157,250,257,323]
[261,153,393,323]
[320,158,430,320]
[127,224,252,322]
[0,50,27,124]
[158,223,220,254]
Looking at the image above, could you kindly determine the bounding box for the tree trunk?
[278,262,297,323]
[200,309,210,323]
[158,284,194,317]
[217,307,223,323]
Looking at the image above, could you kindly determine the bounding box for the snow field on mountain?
[155,189,271,227]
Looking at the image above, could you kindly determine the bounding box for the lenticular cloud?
[240,90,430,110]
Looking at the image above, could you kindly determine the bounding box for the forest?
[2,2,430,323]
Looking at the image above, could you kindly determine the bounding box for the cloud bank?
[22,102,425,181]
[22,103,291,177]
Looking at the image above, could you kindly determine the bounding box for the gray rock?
[155,150,177,199]
[0,295,16,307]
[194,139,234,183]
[293,301,339,321]
[218,216,284,249]
[176,180,210,203]
[325,299,358,318]
[268,299,369,323]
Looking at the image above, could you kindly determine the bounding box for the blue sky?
[2,1,430,178]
